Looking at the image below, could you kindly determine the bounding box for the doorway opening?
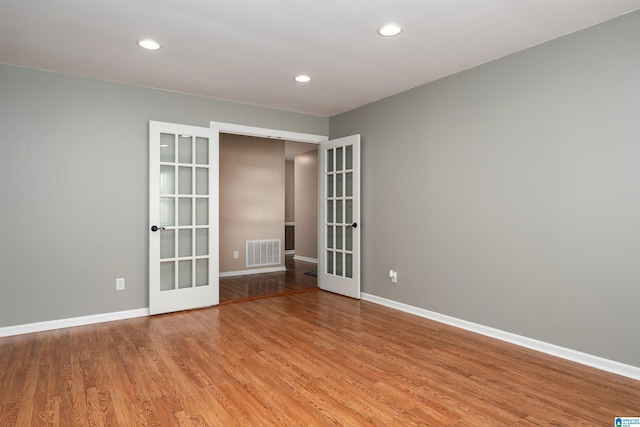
[212,122,324,304]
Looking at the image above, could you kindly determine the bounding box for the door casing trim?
[210,122,327,144]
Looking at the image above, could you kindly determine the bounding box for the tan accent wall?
[219,134,285,273]
[285,160,295,251]
[285,160,295,222]
[294,149,318,260]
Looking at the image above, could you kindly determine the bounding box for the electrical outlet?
[233,251,239,259]
[116,278,125,291]
[389,270,398,284]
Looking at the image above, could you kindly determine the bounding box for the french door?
[319,134,361,299]
[149,121,219,315]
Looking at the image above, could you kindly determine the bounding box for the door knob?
[346,222,358,229]
[150,225,166,232]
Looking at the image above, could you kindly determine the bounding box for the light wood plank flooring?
[1,291,639,426]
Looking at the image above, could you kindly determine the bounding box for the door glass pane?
[327,149,334,172]
[160,166,175,195]
[160,230,175,259]
[327,200,334,223]
[336,226,343,250]
[178,260,192,289]
[336,200,343,224]
[346,227,352,251]
[346,145,353,170]
[160,198,175,226]
[346,199,352,224]
[179,229,192,257]
[196,168,208,195]
[160,262,175,291]
[196,229,208,256]
[196,198,208,225]
[346,172,353,197]
[196,259,208,287]
[346,253,353,278]
[327,250,334,274]
[179,135,192,163]
[195,137,208,165]
[336,252,343,276]
[336,173,343,197]
[160,134,175,163]
[327,175,334,197]
[178,167,192,195]
[327,225,334,249]
[178,198,192,226]
[336,147,343,171]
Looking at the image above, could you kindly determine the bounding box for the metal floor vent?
[246,239,281,267]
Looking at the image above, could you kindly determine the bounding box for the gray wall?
[330,11,640,367]
[0,63,327,327]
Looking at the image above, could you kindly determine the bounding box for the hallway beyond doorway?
[220,255,318,304]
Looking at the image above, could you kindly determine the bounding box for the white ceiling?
[1,0,639,117]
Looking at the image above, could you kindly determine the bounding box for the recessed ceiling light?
[377,23,402,37]
[294,75,312,83]
[137,39,161,50]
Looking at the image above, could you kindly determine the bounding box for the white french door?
[319,134,361,299]
[149,121,219,315]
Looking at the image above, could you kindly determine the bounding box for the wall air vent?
[246,239,281,267]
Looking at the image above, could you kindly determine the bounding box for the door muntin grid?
[159,133,210,291]
[325,145,354,278]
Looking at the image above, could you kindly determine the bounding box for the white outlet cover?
[116,278,125,291]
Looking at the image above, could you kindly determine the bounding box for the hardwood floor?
[1,291,639,426]
[219,255,318,304]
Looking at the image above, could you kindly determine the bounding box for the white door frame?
[210,122,327,144]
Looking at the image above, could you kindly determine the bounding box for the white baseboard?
[293,255,318,264]
[0,308,149,338]
[284,250,295,255]
[219,266,287,278]
[361,293,640,381]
